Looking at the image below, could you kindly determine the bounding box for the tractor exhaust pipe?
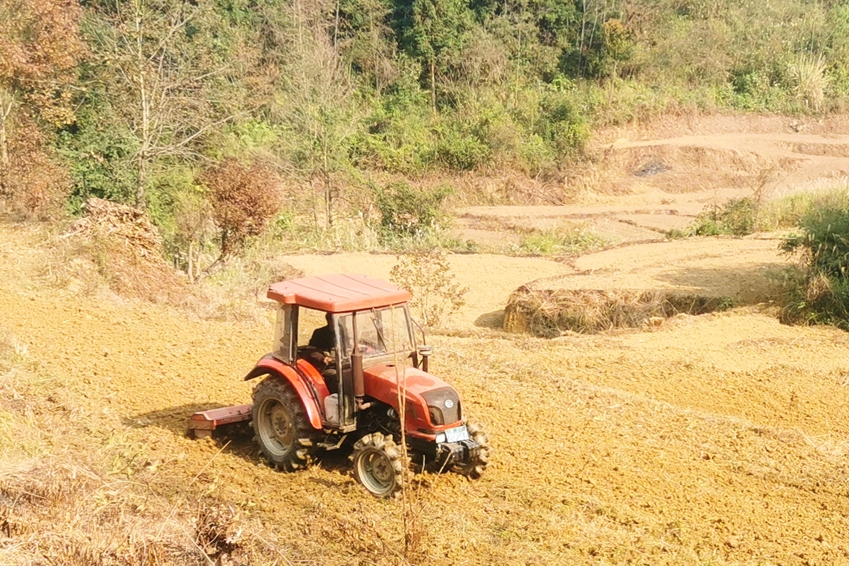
[418,345,432,373]
[352,312,365,399]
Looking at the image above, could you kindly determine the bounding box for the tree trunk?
[136,153,147,209]
[333,0,340,49]
[188,240,195,284]
[0,91,11,195]
[430,59,436,111]
[325,177,333,228]
[134,0,149,210]
[0,114,7,195]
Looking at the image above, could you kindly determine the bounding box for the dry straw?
[55,197,188,304]
[503,286,730,336]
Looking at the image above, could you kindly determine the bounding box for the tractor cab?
[266,275,427,432]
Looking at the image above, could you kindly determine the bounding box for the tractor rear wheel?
[252,377,316,472]
[351,433,406,497]
[452,420,491,479]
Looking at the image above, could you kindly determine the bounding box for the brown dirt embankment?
[501,236,793,334]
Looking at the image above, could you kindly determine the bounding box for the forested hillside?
[2,0,849,257]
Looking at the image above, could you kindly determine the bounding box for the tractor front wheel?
[452,420,491,479]
[252,377,316,472]
[351,433,406,497]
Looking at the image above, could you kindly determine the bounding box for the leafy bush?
[373,181,453,237]
[781,200,849,279]
[351,89,436,174]
[201,158,282,260]
[536,90,589,158]
[3,123,72,219]
[432,129,491,170]
[758,192,818,231]
[781,272,849,329]
[58,93,139,210]
[671,198,757,238]
[781,188,849,327]
[390,250,467,328]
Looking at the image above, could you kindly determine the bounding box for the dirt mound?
[58,198,187,303]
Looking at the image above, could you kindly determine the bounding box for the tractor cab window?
[337,306,413,359]
[298,308,333,349]
[296,308,342,383]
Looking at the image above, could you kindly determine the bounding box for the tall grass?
[780,185,849,327]
[789,54,831,112]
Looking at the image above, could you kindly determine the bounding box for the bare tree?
[271,0,359,228]
[88,0,257,208]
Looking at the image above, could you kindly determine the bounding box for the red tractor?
[189,274,491,497]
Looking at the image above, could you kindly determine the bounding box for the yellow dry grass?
[503,286,730,335]
[48,198,189,305]
[4,220,849,565]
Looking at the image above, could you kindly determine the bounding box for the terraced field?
[3,115,849,565]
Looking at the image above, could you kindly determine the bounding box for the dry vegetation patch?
[53,198,188,304]
[501,237,790,335]
[503,286,730,335]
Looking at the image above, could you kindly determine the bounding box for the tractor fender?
[244,354,323,430]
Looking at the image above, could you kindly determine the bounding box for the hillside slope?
[3,220,849,565]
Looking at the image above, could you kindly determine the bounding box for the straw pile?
[504,286,730,335]
[69,198,163,256]
[61,198,187,302]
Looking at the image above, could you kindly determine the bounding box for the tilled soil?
[3,221,849,565]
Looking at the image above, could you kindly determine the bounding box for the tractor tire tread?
[351,432,407,498]
[251,376,317,473]
[453,419,491,480]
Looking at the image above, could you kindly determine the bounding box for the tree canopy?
[4,0,849,250]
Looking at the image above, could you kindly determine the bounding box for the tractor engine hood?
[363,364,463,432]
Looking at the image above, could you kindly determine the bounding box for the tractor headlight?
[436,433,446,443]
[428,406,444,425]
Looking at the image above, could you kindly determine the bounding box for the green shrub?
[673,198,758,238]
[536,90,590,158]
[517,226,609,256]
[57,94,138,209]
[781,272,849,329]
[350,88,436,174]
[781,188,849,327]
[758,192,817,231]
[431,128,491,170]
[781,198,849,279]
[373,181,453,237]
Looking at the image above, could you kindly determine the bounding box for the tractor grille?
[421,387,461,426]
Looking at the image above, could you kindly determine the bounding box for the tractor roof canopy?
[266,274,411,313]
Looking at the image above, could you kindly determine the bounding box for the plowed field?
[3,220,849,566]
[4,116,849,565]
